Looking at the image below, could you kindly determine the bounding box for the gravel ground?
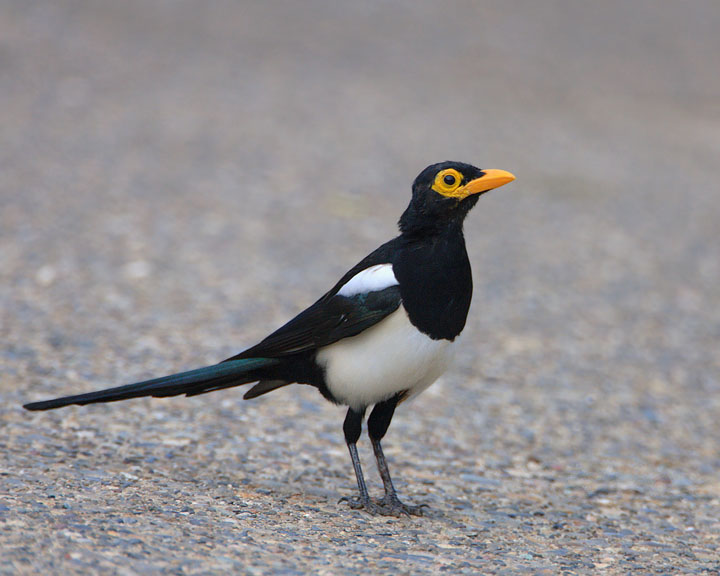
[2,2,719,574]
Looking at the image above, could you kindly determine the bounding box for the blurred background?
[2,1,719,573]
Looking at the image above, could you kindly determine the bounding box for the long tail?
[23,358,281,411]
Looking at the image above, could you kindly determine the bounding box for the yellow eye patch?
[431,169,464,197]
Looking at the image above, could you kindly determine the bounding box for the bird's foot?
[339,495,386,515]
[377,493,428,517]
[339,494,428,517]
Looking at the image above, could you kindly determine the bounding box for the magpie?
[24,161,515,516]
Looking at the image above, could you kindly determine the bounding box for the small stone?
[123,260,153,279]
[35,265,57,286]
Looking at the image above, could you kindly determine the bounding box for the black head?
[399,161,515,236]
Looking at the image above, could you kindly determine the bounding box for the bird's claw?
[377,494,428,516]
[338,495,384,515]
[339,494,428,517]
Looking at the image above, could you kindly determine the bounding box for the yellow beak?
[460,169,516,197]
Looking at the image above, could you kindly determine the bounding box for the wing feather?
[228,285,402,360]
[224,239,405,362]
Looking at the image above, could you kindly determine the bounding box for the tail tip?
[24,399,62,411]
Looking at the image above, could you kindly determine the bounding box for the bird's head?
[399,161,515,235]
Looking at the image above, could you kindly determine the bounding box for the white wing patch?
[337,263,398,297]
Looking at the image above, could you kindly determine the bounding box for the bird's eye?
[432,168,464,196]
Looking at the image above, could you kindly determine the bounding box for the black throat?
[392,223,473,341]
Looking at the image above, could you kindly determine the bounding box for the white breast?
[316,307,455,410]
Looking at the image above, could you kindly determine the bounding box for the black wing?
[225,238,403,361]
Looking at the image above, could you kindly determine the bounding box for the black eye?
[443,174,456,186]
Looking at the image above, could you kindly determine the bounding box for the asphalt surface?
[2,2,719,574]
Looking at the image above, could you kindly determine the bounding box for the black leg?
[367,396,427,516]
[340,407,383,514]
[367,395,398,442]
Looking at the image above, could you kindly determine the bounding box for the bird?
[24,161,515,516]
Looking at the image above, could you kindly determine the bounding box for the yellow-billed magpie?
[24,161,515,516]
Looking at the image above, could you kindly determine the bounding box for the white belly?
[316,307,455,410]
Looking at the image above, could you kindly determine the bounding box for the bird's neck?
[398,214,465,243]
